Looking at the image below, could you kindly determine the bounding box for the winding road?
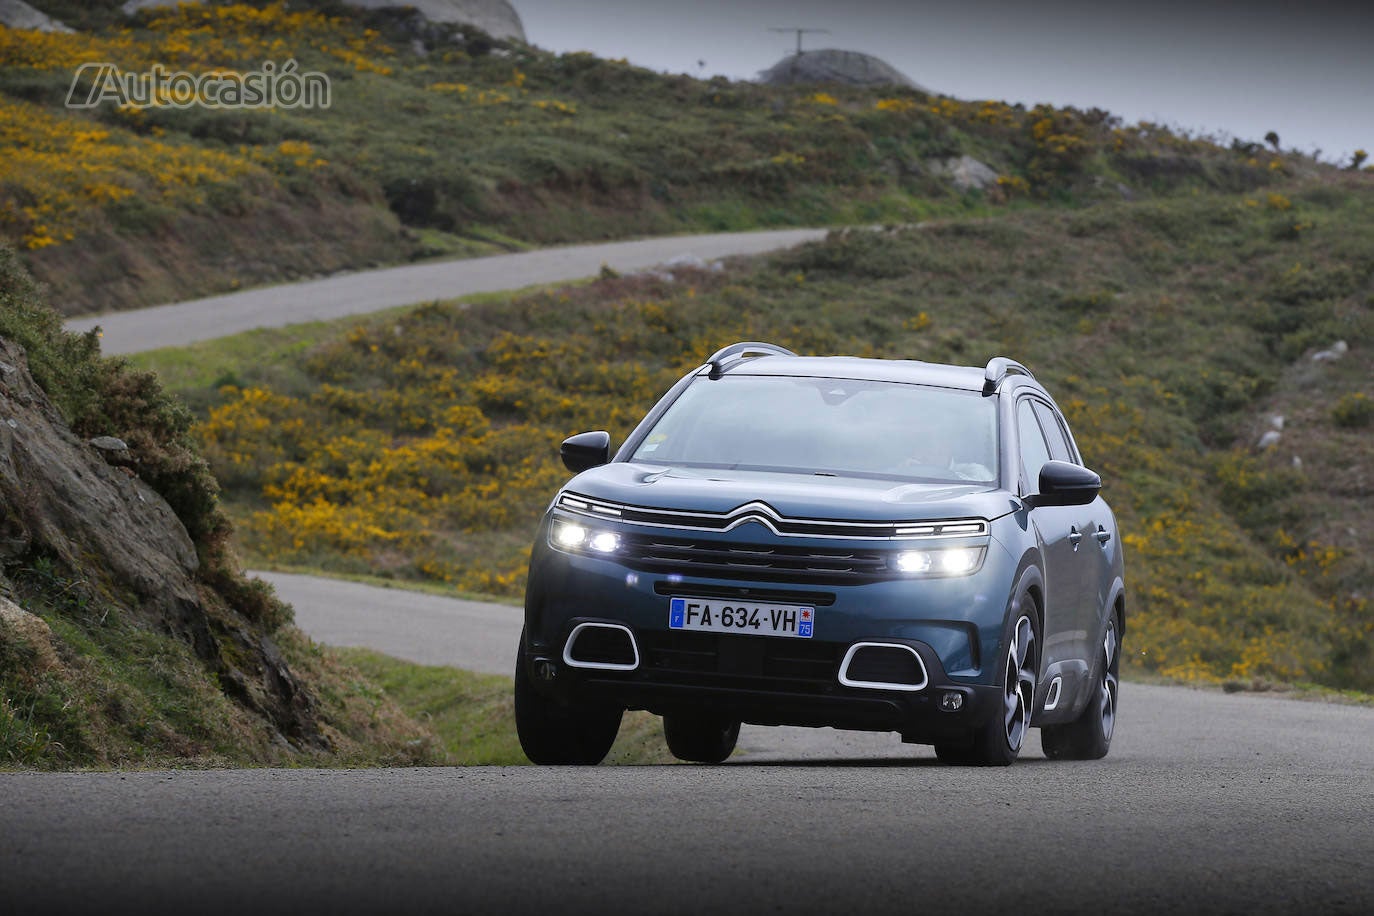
[12,231,1373,914]
[64,228,827,355]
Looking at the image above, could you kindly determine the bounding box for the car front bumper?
[522,525,1020,743]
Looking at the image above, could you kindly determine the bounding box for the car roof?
[712,355,992,392]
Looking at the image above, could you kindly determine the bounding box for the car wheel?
[938,602,1038,767]
[514,631,623,765]
[1042,612,1119,761]
[662,712,741,763]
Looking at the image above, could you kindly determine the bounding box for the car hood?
[564,463,1019,523]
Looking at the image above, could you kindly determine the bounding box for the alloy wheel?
[1100,619,1118,743]
[1004,614,1036,751]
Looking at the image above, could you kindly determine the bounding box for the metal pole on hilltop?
[768,27,830,56]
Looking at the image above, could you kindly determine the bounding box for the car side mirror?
[561,430,611,473]
[1026,460,1101,508]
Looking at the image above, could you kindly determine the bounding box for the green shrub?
[1332,392,1373,428]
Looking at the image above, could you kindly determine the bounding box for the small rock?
[0,597,61,672]
[1291,455,1302,469]
[90,436,129,453]
[1256,430,1282,450]
[1311,340,1349,362]
[664,254,707,271]
[1269,415,1284,430]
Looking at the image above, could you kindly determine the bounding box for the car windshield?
[631,375,998,484]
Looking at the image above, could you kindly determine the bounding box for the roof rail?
[982,357,1034,395]
[706,341,797,379]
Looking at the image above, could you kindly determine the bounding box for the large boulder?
[0,0,72,32]
[759,49,925,91]
[345,0,525,41]
[120,0,526,42]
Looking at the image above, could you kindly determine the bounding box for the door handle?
[1069,527,1083,547]
[1095,526,1112,545]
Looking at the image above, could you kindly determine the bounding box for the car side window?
[1032,401,1073,463]
[1016,400,1052,495]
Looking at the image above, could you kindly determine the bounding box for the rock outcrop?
[345,0,525,41]
[0,336,324,749]
[929,155,1000,192]
[120,0,526,42]
[758,49,924,90]
[0,0,72,33]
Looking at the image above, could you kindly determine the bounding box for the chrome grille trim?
[558,492,988,541]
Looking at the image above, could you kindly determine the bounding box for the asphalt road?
[3,577,1373,916]
[63,228,827,355]
[1,707,1371,915]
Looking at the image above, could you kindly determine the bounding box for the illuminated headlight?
[893,547,985,577]
[589,532,620,553]
[552,521,588,548]
[550,520,621,554]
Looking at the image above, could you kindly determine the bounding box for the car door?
[1015,398,1084,672]
[1032,400,1103,654]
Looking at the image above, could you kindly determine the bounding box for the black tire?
[514,633,623,765]
[938,597,1039,767]
[932,739,977,765]
[662,712,741,763]
[1042,612,1119,761]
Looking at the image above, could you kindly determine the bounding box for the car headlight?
[589,532,620,553]
[552,520,588,548]
[893,546,985,576]
[551,519,620,554]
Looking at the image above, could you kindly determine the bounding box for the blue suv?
[515,343,1126,766]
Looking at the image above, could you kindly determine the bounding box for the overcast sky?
[512,0,1372,162]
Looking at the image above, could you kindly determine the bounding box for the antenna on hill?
[769,27,830,56]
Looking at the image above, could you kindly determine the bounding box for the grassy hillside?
[1,0,1331,313]
[0,245,443,768]
[140,172,1374,693]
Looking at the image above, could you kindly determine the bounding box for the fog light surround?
[940,691,965,712]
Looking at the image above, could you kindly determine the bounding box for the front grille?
[638,631,842,692]
[651,582,836,606]
[621,533,890,584]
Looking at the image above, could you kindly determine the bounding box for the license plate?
[668,597,815,638]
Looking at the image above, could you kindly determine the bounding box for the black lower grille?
[620,533,890,584]
[567,626,636,666]
[844,646,925,686]
[638,631,841,692]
